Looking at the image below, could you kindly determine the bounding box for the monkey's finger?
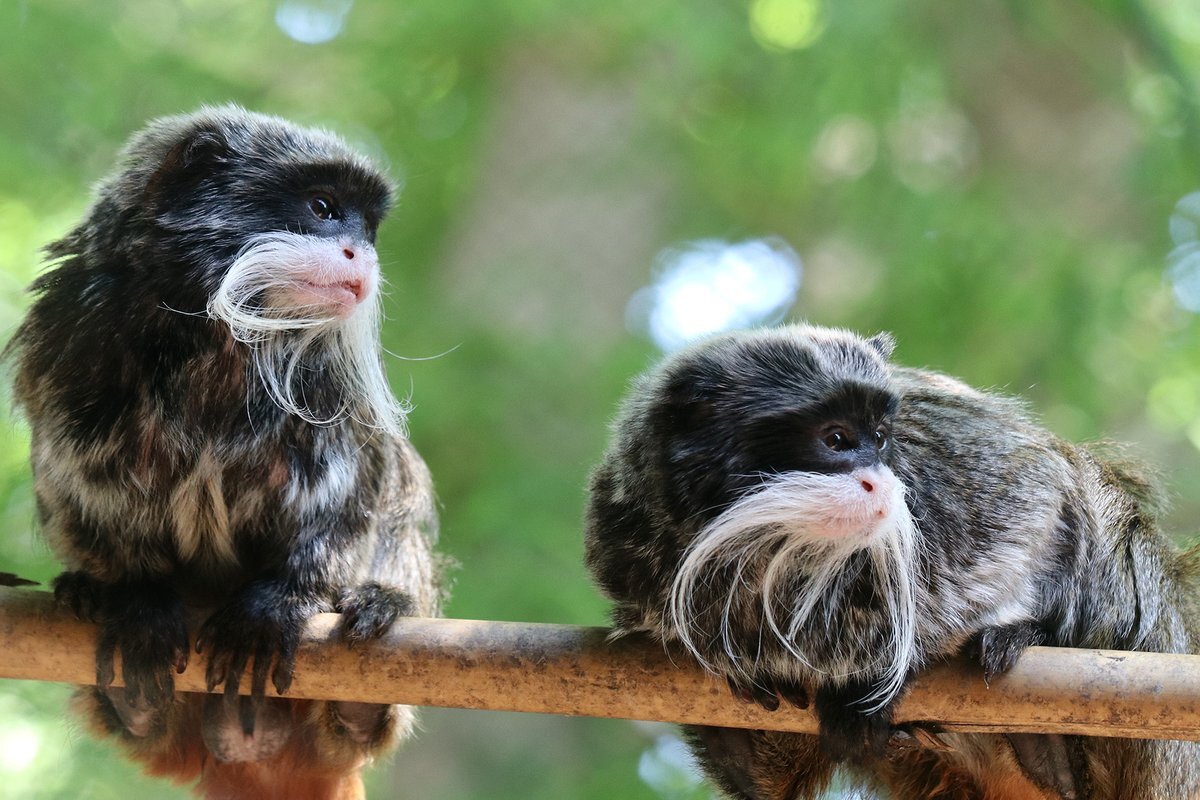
[168,617,190,674]
[95,629,118,691]
[271,624,300,695]
[750,687,781,712]
[250,638,274,703]
[908,725,955,752]
[725,676,757,705]
[204,639,230,693]
[195,621,212,654]
[224,644,252,699]
[270,655,295,696]
[778,682,810,710]
[221,648,248,717]
[125,654,169,708]
[173,646,189,675]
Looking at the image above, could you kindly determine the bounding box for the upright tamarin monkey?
[585,324,1200,799]
[8,106,441,799]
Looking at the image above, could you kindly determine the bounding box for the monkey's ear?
[866,332,896,360]
[143,127,233,204]
[661,373,716,433]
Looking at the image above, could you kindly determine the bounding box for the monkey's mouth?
[294,280,368,316]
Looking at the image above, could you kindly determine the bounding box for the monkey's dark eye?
[822,429,852,451]
[308,194,338,221]
[874,427,889,449]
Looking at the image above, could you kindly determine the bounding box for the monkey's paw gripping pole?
[2,586,1199,740]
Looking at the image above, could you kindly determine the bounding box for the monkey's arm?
[335,438,439,642]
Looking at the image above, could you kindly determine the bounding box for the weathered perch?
[1,587,1199,740]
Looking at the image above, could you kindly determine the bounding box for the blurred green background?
[2,0,1200,797]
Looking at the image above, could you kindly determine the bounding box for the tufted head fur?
[11,104,404,437]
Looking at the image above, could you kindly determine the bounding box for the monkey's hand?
[966,620,1045,683]
[813,679,897,764]
[335,582,415,644]
[52,570,108,621]
[724,674,810,712]
[54,573,189,710]
[195,580,326,735]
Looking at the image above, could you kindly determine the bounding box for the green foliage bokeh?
[2,0,1200,797]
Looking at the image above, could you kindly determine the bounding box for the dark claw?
[720,676,787,714]
[251,638,273,705]
[749,684,780,711]
[272,636,297,695]
[968,620,1044,683]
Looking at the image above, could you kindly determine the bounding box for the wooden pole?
[2,587,1200,740]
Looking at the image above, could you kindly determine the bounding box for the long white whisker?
[666,469,919,710]
[207,231,407,435]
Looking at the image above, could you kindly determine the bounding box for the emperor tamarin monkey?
[585,324,1200,799]
[8,106,440,799]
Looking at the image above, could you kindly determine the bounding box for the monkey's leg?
[306,582,419,757]
[685,727,836,800]
[964,621,1080,797]
[71,689,207,785]
[200,693,296,763]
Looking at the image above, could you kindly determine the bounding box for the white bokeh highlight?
[275,0,353,44]
[628,238,802,352]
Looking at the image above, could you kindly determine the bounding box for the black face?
[144,125,394,273]
[270,161,392,246]
[656,372,899,526]
[739,384,897,476]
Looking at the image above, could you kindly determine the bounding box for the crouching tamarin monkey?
[7,106,442,799]
[585,324,1200,799]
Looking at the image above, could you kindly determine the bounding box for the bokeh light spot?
[275,0,353,44]
[749,0,826,51]
[0,725,40,773]
[1166,241,1200,312]
[1170,191,1200,247]
[812,115,878,182]
[638,734,704,798]
[628,238,802,352]
[1147,374,1200,431]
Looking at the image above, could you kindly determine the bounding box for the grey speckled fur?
[585,324,1200,800]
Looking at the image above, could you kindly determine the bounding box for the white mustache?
[666,466,918,710]
[207,231,407,436]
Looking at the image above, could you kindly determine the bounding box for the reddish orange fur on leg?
[75,691,391,800]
